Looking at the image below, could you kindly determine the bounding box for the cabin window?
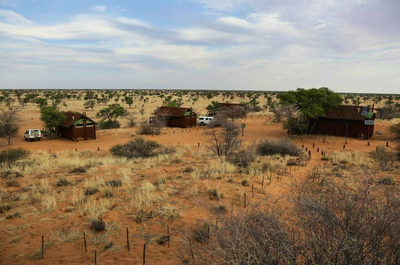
[75,121,84,128]
[86,122,94,127]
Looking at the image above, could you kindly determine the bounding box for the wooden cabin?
[207,103,247,118]
[310,105,375,139]
[152,107,196,128]
[58,112,97,141]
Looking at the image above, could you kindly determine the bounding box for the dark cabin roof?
[323,105,375,121]
[154,107,195,117]
[60,112,96,128]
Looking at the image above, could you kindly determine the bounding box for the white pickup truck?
[24,129,42,141]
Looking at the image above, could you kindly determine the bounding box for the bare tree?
[123,111,138,127]
[0,108,22,145]
[205,121,240,156]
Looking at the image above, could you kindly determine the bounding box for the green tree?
[0,108,22,145]
[278,87,342,134]
[40,106,66,135]
[84,99,96,111]
[125,97,134,108]
[35,98,48,109]
[96,103,127,129]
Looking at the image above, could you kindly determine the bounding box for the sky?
[0,0,399,93]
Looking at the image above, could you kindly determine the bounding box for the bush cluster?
[257,139,301,156]
[110,137,160,159]
[0,148,29,168]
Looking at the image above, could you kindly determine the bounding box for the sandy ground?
[1,94,399,264]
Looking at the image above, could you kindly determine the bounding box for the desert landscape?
[0,89,399,264]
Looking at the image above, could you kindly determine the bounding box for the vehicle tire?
[200,122,205,126]
[27,138,31,142]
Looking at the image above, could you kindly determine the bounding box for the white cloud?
[0,9,33,25]
[90,5,107,12]
[0,3,400,92]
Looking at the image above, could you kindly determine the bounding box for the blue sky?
[1,0,400,93]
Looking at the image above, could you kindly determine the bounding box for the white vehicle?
[24,129,42,141]
[198,116,214,126]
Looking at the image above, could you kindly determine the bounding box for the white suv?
[24,129,42,141]
[198,116,213,126]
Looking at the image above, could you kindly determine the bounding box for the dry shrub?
[371,146,396,171]
[257,139,301,156]
[183,179,400,264]
[226,145,256,168]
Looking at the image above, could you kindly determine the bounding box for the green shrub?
[98,120,120,129]
[110,137,160,159]
[85,187,99,195]
[56,177,71,187]
[0,148,29,168]
[241,179,249,186]
[90,218,106,231]
[257,139,301,156]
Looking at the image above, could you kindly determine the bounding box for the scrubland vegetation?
[0,89,400,264]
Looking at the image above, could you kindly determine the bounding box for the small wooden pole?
[189,240,195,264]
[198,142,200,147]
[126,228,130,252]
[84,232,87,252]
[251,184,254,197]
[215,218,218,229]
[97,147,100,151]
[167,225,170,248]
[386,142,389,147]
[231,201,234,217]
[244,193,247,208]
[94,250,97,265]
[343,145,345,150]
[41,235,44,259]
[317,147,319,152]
[143,244,146,265]
[261,175,264,190]
[305,147,308,152]
[313,143,315,148]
